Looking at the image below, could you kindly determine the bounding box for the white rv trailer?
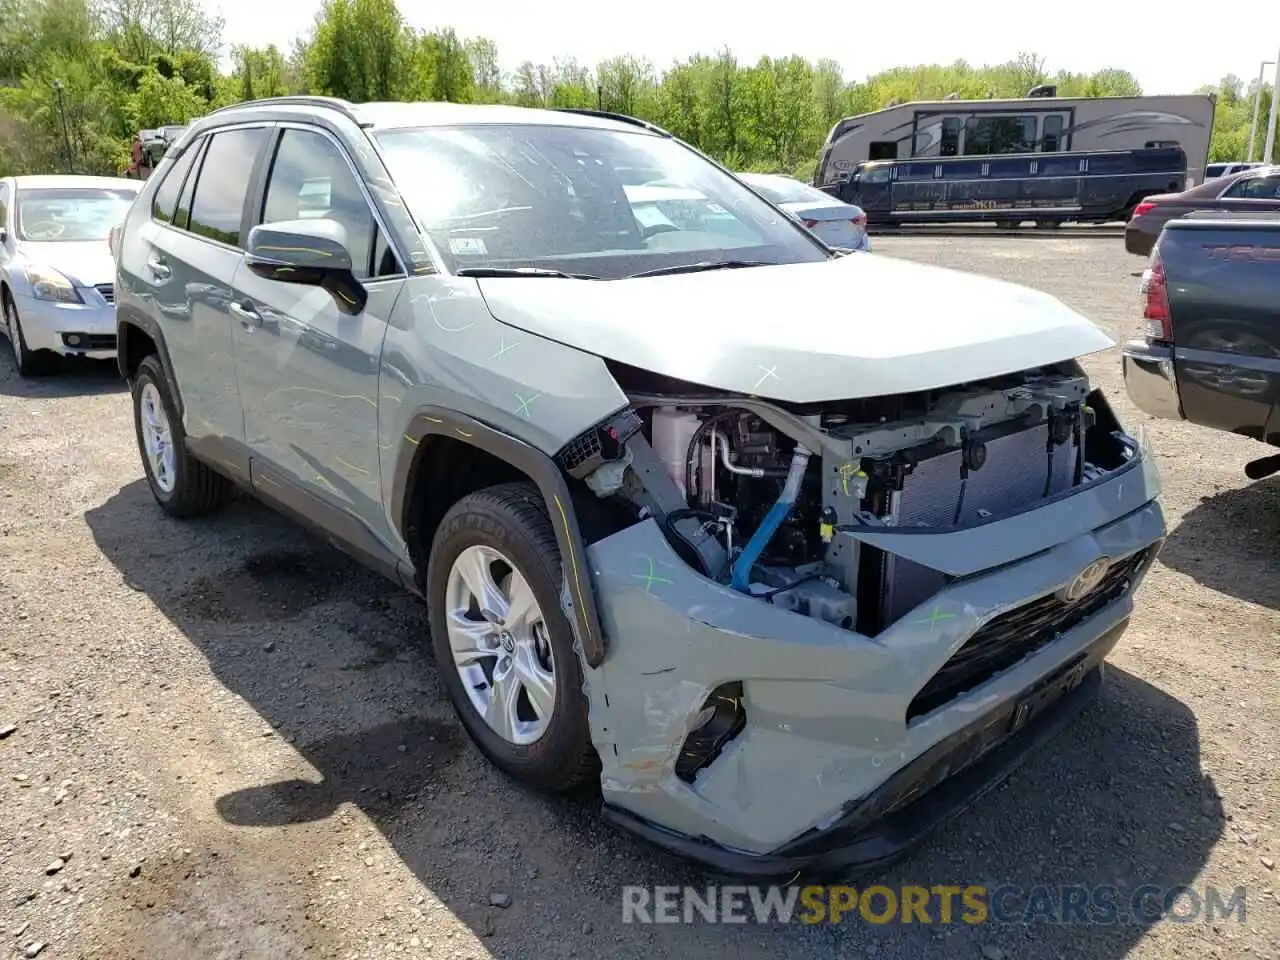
[815,92,1217,189]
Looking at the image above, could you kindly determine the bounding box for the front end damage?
[555,360,1165,876]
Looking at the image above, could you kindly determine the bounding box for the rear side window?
[173,138,207,231]
[151,142,200,224]
[1224,175,1280,199]
[187,127,270,247]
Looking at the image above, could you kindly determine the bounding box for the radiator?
[878,422,1080,625]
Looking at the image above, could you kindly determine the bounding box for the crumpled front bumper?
[580,445,1164,875]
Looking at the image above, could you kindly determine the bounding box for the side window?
[1041,116,1064,152]
[0,184,9,233]
[187,127,270,248]
[868,141,898,161]
[964,116,1036,156]
[1224,176,1262,199]
[939,117,961,157]
[150,140,200,224]
[260,128,381,280]
[173,138,207,231]
[1227,175,1280,199]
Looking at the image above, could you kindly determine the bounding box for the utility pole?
[52,79,74,174]
[1247,60,1274,162]
[1265,50,1280,165]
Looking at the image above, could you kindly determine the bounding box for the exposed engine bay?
[561,360,1137,639]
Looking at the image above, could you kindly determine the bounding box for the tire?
[426,481,597,793]
[130,354,230,518]
[4,294,46,378]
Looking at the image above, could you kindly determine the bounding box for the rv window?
[1041,116,1064,152]
[869,141,898,161]
[940,118,961,157]
[964,116,1036,156]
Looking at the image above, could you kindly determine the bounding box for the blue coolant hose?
[730,444,812,592]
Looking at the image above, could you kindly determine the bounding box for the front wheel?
[426,482,597,793]
[131,355,230,517]
[4,295,45,377]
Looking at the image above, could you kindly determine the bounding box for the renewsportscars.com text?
[621,884,1248,926]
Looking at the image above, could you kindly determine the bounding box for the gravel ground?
[1,235,1277,960]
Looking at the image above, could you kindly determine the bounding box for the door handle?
[230,300,262,330]
[146,256,170,279]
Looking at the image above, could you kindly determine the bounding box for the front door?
[231,125,406,554]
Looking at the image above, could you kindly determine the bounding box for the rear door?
[231,123,406,555]
[121,125,273,476]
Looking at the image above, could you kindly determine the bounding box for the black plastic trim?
[391,407,606,667]
[116,313,186,423]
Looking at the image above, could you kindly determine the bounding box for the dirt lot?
[1,234,1277,960]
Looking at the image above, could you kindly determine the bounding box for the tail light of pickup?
[1139,250,1172,341]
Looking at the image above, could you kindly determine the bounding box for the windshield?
[745,176,833,206]
[374,124,828,278]
[16,187,138,242]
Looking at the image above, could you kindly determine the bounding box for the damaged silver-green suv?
[114,96,1165,878]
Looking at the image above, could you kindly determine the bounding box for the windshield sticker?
[449,237,488,256]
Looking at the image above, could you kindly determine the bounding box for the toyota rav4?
[113,96,1165,878]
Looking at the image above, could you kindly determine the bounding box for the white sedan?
[1,174,140,376]
[738,172,870,252]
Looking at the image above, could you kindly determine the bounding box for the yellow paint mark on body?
[335,455,369,475]
[262,385,377,408]
[553,495,594,649]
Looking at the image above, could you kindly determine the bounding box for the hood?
[16,240,115,287]
[476,254,1114,403]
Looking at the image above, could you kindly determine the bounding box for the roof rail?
[208,95,360,124]
[551,108,671,137]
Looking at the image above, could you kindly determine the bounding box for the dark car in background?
[1124,165,1280,257]
[1123,210,1280,479]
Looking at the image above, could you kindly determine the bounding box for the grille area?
[906,548,1149,721]
[95,283,114,304]
[880,421,1079,625]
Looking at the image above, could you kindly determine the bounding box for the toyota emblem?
[1061,557,1112,602]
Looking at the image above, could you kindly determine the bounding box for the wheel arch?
[115,309,184,421]
[392,407,606,667]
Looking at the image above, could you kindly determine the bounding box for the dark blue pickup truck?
[1123,211,1280,478]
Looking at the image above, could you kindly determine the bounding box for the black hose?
[761,573,822,600]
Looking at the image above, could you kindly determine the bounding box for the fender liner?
[392,407,606,667]
[116,310,185,422]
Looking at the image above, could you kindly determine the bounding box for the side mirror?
[0,226,7,243]
[245,218,367,315]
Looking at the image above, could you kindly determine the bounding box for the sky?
[214,0,1280,97]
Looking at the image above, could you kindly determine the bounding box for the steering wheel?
[25,220,65,241]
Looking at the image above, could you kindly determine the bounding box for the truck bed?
[1122,212,1280,461]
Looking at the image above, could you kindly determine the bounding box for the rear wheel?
[426,482,596,793]
[131,354,230,517]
